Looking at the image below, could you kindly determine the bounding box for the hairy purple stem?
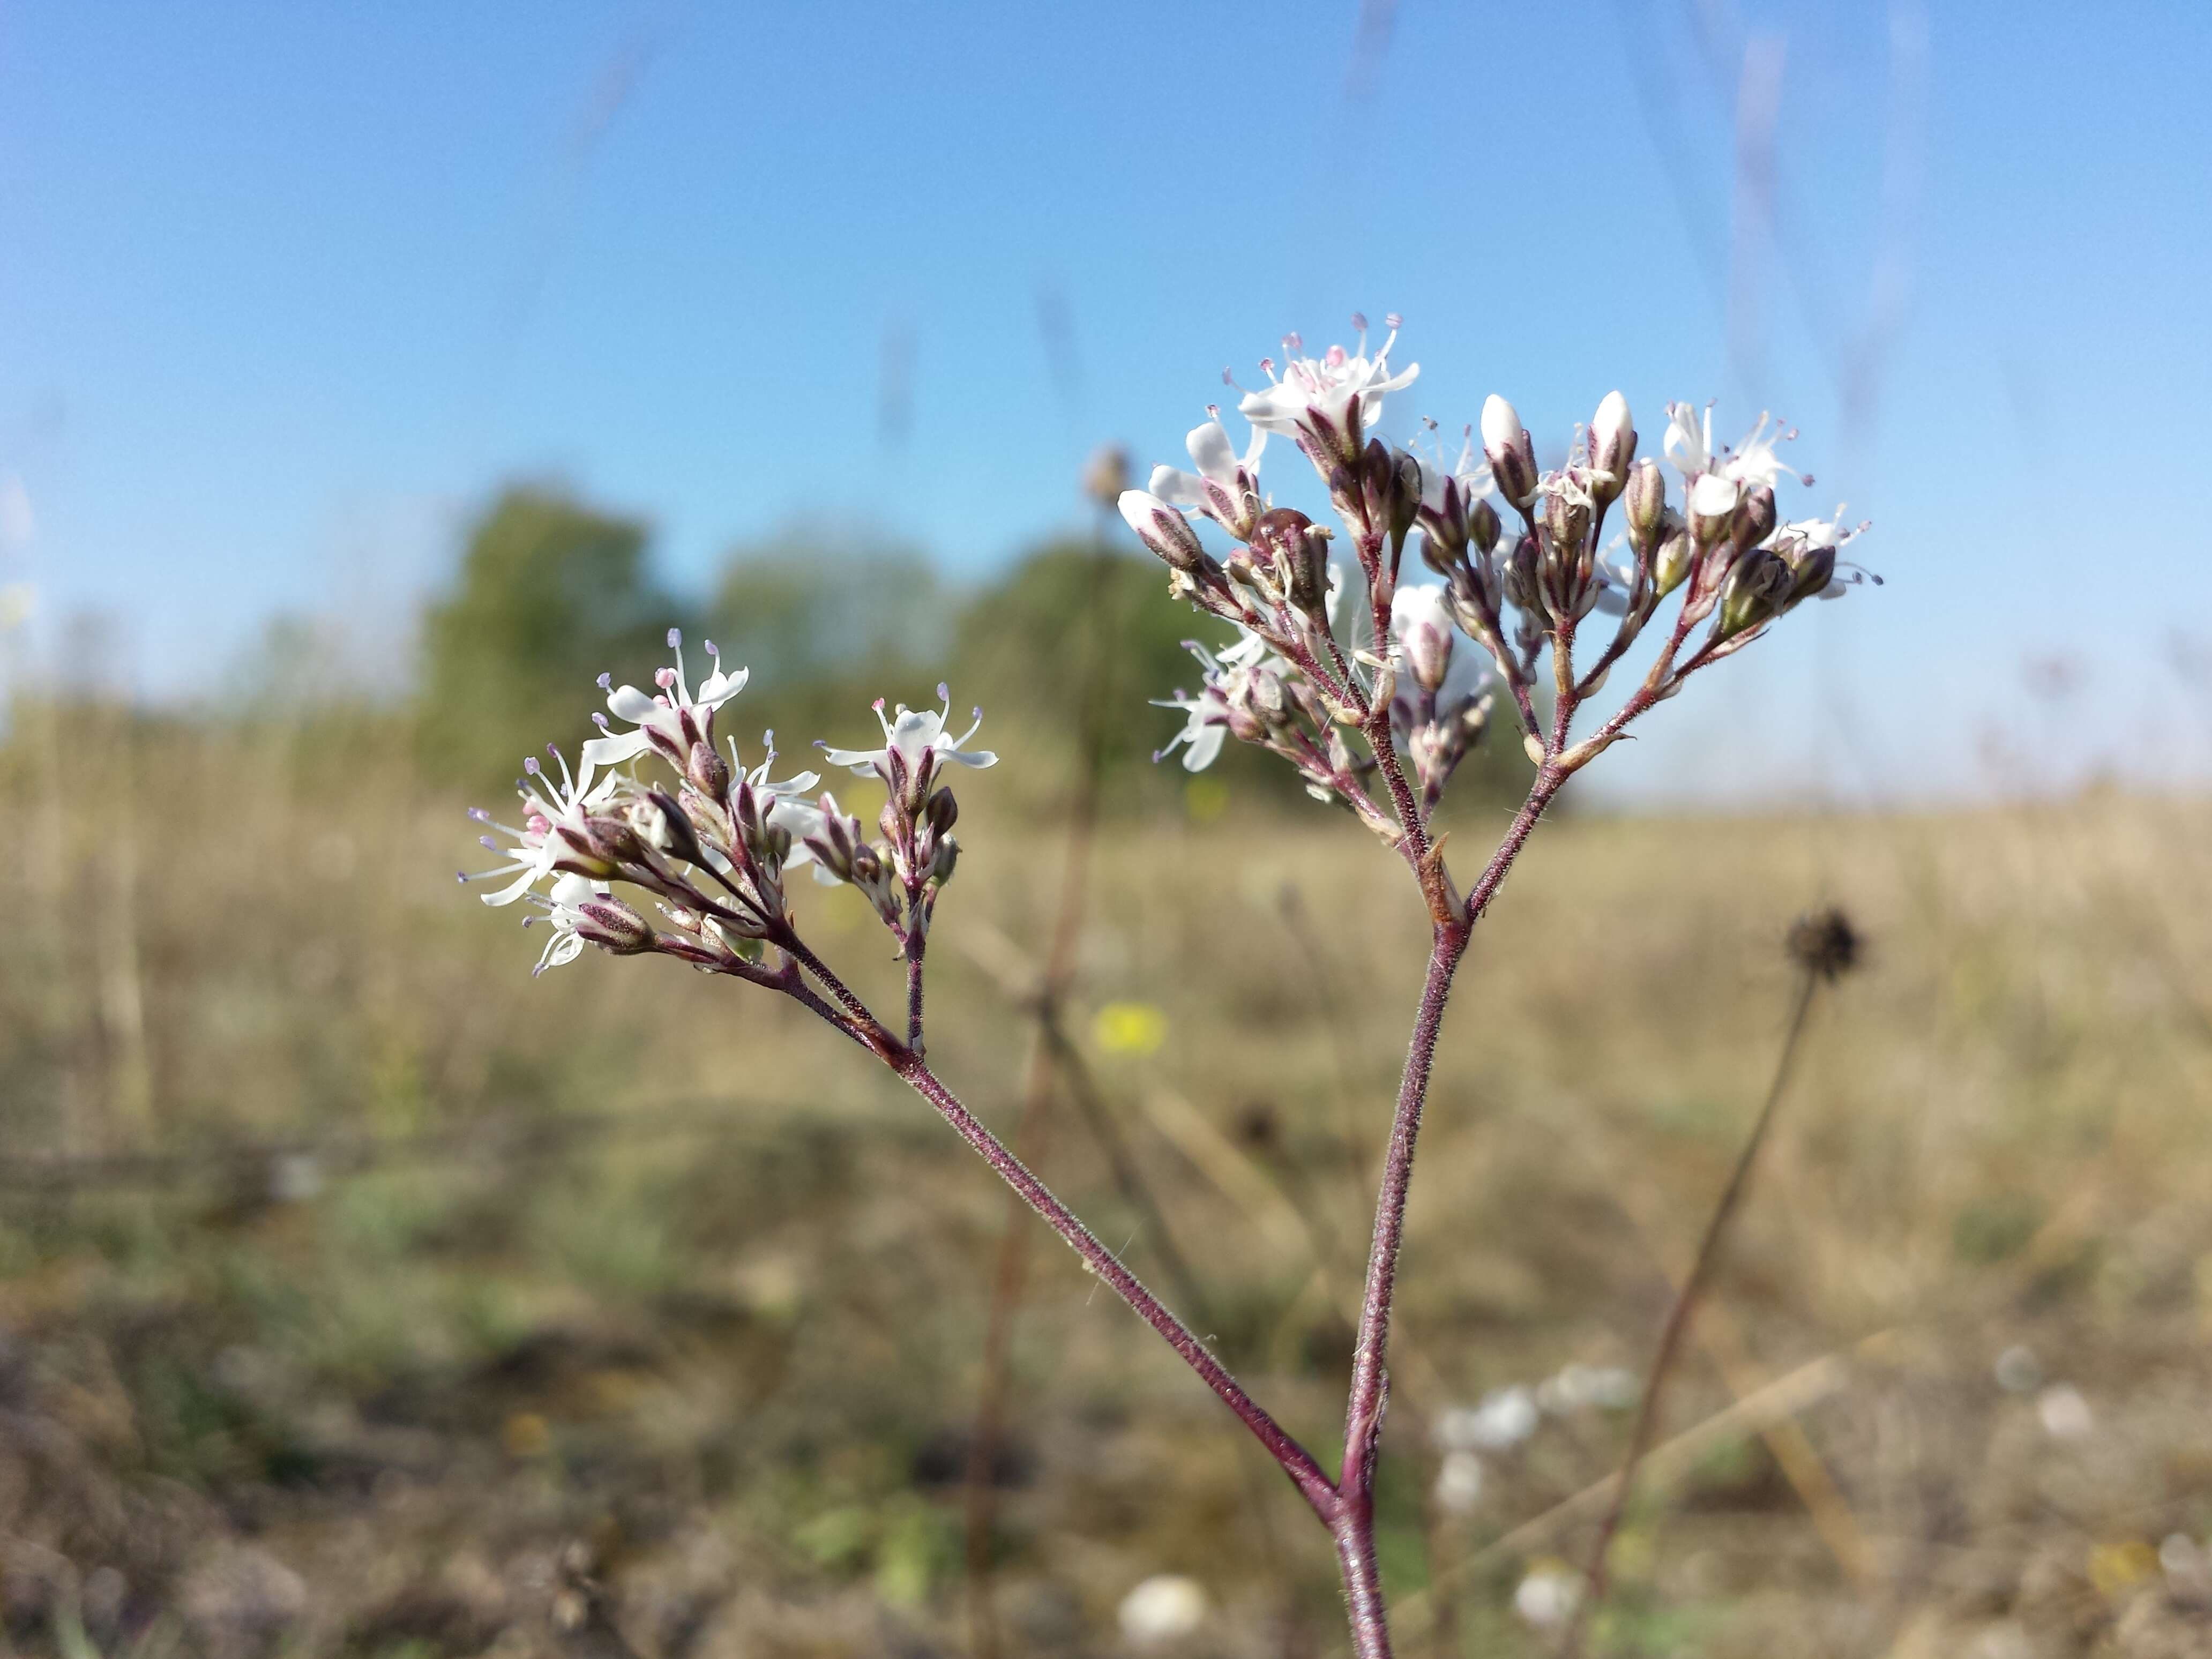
[891,1050,1341,1522]
[1334,771,1564,1658]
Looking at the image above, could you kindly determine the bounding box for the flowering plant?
[465,318,1871,1655]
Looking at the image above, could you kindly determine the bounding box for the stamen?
[524,757,541,776]
[597,672,612,690]
[667,627,681,648]
[467,807,490,823]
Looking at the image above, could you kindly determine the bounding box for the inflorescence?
[1122,317,1875,833]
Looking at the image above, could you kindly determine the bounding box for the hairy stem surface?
[893,1052,1341,1521]
[1333,771,1564,1659]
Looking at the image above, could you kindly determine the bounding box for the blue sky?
[1,1,2207,802]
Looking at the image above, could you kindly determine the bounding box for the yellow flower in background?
[1184,776,1229,822]
[2087,1539,2157,1600]
[0,582,35,633]
[1094,1000,1167,1057]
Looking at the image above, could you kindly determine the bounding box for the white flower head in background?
[1434,1449,1485,1515]
[1237,313,1418,466]
[1536,1363,1640,1415]
[1435,1385,1540,1452]
[1513,1564,1582,1631]
[1118,1574,1207,1646]
[2037,1382,2095,1441]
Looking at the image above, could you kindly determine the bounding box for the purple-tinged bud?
[1253,507,1331,615]
[1624,460,1667,555]
[1730,484,1777,554]
[1394,585,1455,694]
[1541,488,1591,563]
[1468,497,1502,557]
[924,786,958,838]
[1588,392,1636,504]
[1118,490,1205,571]
[1780,535,1837,606]
[1717,548,1791,639]
[1481,395,1538,509]
[1501,534,1541,614]
[576,894,654,955]
[686,739,730,801]
[644,789,712,869]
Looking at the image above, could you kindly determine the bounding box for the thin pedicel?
[466,318,1878,1656]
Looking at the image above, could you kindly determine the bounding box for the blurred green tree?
[416,488,685,779]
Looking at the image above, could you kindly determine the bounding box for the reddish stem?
[891,1050,1342,1522]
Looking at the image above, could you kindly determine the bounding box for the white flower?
[1434,1385,1539,1452]
[524,873,603,975]
[2037,1383,2095,1441]
[1688,470,1742,521]
[1151,639,1236,773]
[1414,422,1496,516]
[1148,407,1267,536]
[1117,1575,1207,1645]
[581,629,750,771]
[1513,1565,1582,1631]
[1237,315,1418,460]
[1434,1450,1485,1515]
[1390,581,1456,693]
[819,686,997,802]
[461,745,618,908]
[1662,402,1799,491]
[1536,1363,1640,1414]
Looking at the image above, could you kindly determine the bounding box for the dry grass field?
[3,709,2209,1657]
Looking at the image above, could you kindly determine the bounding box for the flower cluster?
[1122,319,1875,818]
[460,629,995,991]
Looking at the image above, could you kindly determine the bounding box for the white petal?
[607,684,659,723]
[580,729,652,769]
[817,745,882,768]
[1186,417,1236,483]
[1185,726,1227,772]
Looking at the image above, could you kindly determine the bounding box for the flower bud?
[1393,585,1455,694]
[1624,460,1667,555]
[1730,484,1777,555]
[1253,507,1330,615]
[1481,395,1538,509]
[1501,534,1541,613]
[1652,527,1695,597]
[929,834,960,885]
[1781,536,1837,606]
[1468,497,1501,556]
[576,893,654,955]
[1588,391,1635,504]
[644,788,713,869]
[1716,548,1791,638]
[924,786,958,838]
[1118,490,1205,571]
[1540,488,1590,563]
[686,739,730,801]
